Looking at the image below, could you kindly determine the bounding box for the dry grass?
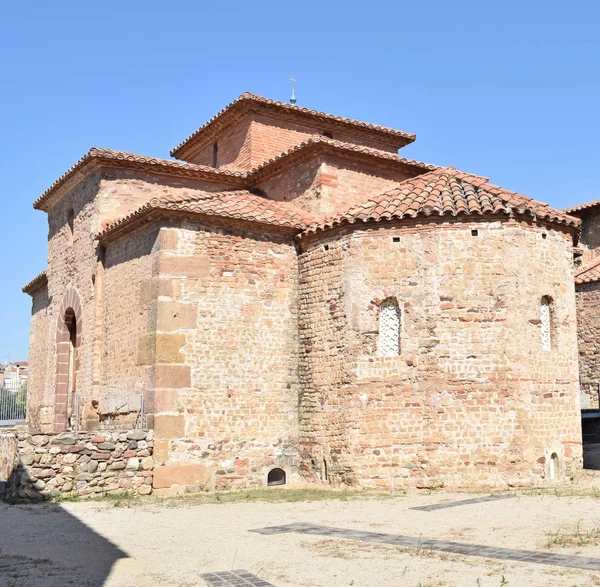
[545,520,600,549]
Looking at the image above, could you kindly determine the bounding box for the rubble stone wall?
[4,429,153,499]
[576,281,600,409]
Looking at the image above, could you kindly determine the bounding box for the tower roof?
[170,92,416,162]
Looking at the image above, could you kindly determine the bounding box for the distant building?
[1,362,28,392]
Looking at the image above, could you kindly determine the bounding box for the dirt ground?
[3,488,600,587]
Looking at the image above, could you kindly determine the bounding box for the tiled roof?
[564,199,600,214]
[302,168,580,236]
[97,190,317,243]
[22,270,48,295]
[575,257,600,284]
[33,140,435,212]
[33,148,246,210]
[170,92,416,160]
[248,136,438,182]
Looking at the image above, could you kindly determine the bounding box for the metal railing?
[0,387,26,427]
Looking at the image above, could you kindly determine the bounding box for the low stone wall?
[6,429,154,499]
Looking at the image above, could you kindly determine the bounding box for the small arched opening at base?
[267,468,286,486]
[549,452,559,480]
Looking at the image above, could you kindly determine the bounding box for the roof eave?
[247,138,437,185]
[22,271,48,295]
[33,149,247,212]
[97,205,303,246]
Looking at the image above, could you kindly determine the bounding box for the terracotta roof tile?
[302,168,580,236]
[247,136,438,181]
[171,92,416,160]
[34,140,436,212]
[97,190,317,242]
[564,199,600,214]
[575,257,600,284]
[33,148,246,210]
[22,270,48,295]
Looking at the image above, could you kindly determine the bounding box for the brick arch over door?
[54,286,83,432]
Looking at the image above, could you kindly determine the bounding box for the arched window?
[540,296,552,351]
[379,298,401,356]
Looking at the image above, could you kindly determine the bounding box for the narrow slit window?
[379,298,401,356]
[67,208,74,244]
[541,296,552,351]
[212,142,218,168]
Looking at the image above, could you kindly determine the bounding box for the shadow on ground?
[0,468,127,587]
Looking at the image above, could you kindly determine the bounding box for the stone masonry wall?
[259,155,413,218]
[150,220,300,490]
[26,286,51,431]
[34,173,104,431]
[577,208,600,265]
[298,217,582,489]
[102,222,161,417]
[576,281,600,409]
[2,429,153,499]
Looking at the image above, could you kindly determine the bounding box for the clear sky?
[1,0,598,360]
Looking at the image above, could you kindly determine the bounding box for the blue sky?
[1,0,598,360]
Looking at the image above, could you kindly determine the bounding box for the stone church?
[22,93,584,490]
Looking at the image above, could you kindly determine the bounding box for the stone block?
[155,365,191,388]
[154,414,185,439]
[153,464,210,489]
[157,301,197,331]
[159,229,179,251]
[153,439,169,464]
[159,254,210,278]
[154,389,179,413]
[156,334,186,363]
[137,334,156,365]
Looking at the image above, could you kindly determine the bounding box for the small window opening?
[323,244,329,251]
[323,459,328,481]
[392,236,400,243]
[550,452,559,480]
[212,142,218,168]
[267,468,286,486]
[379,298,401,356]
[322,131,333,139]
[471,229,478,237]
[67,208,75,244]
[540,296,553,351]
[542,233,547,239]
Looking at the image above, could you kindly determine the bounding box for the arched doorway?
[55,287,83,432]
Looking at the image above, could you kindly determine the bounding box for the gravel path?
[2,490,600,586]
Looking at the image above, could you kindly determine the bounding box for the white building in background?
[1,362,28,391]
